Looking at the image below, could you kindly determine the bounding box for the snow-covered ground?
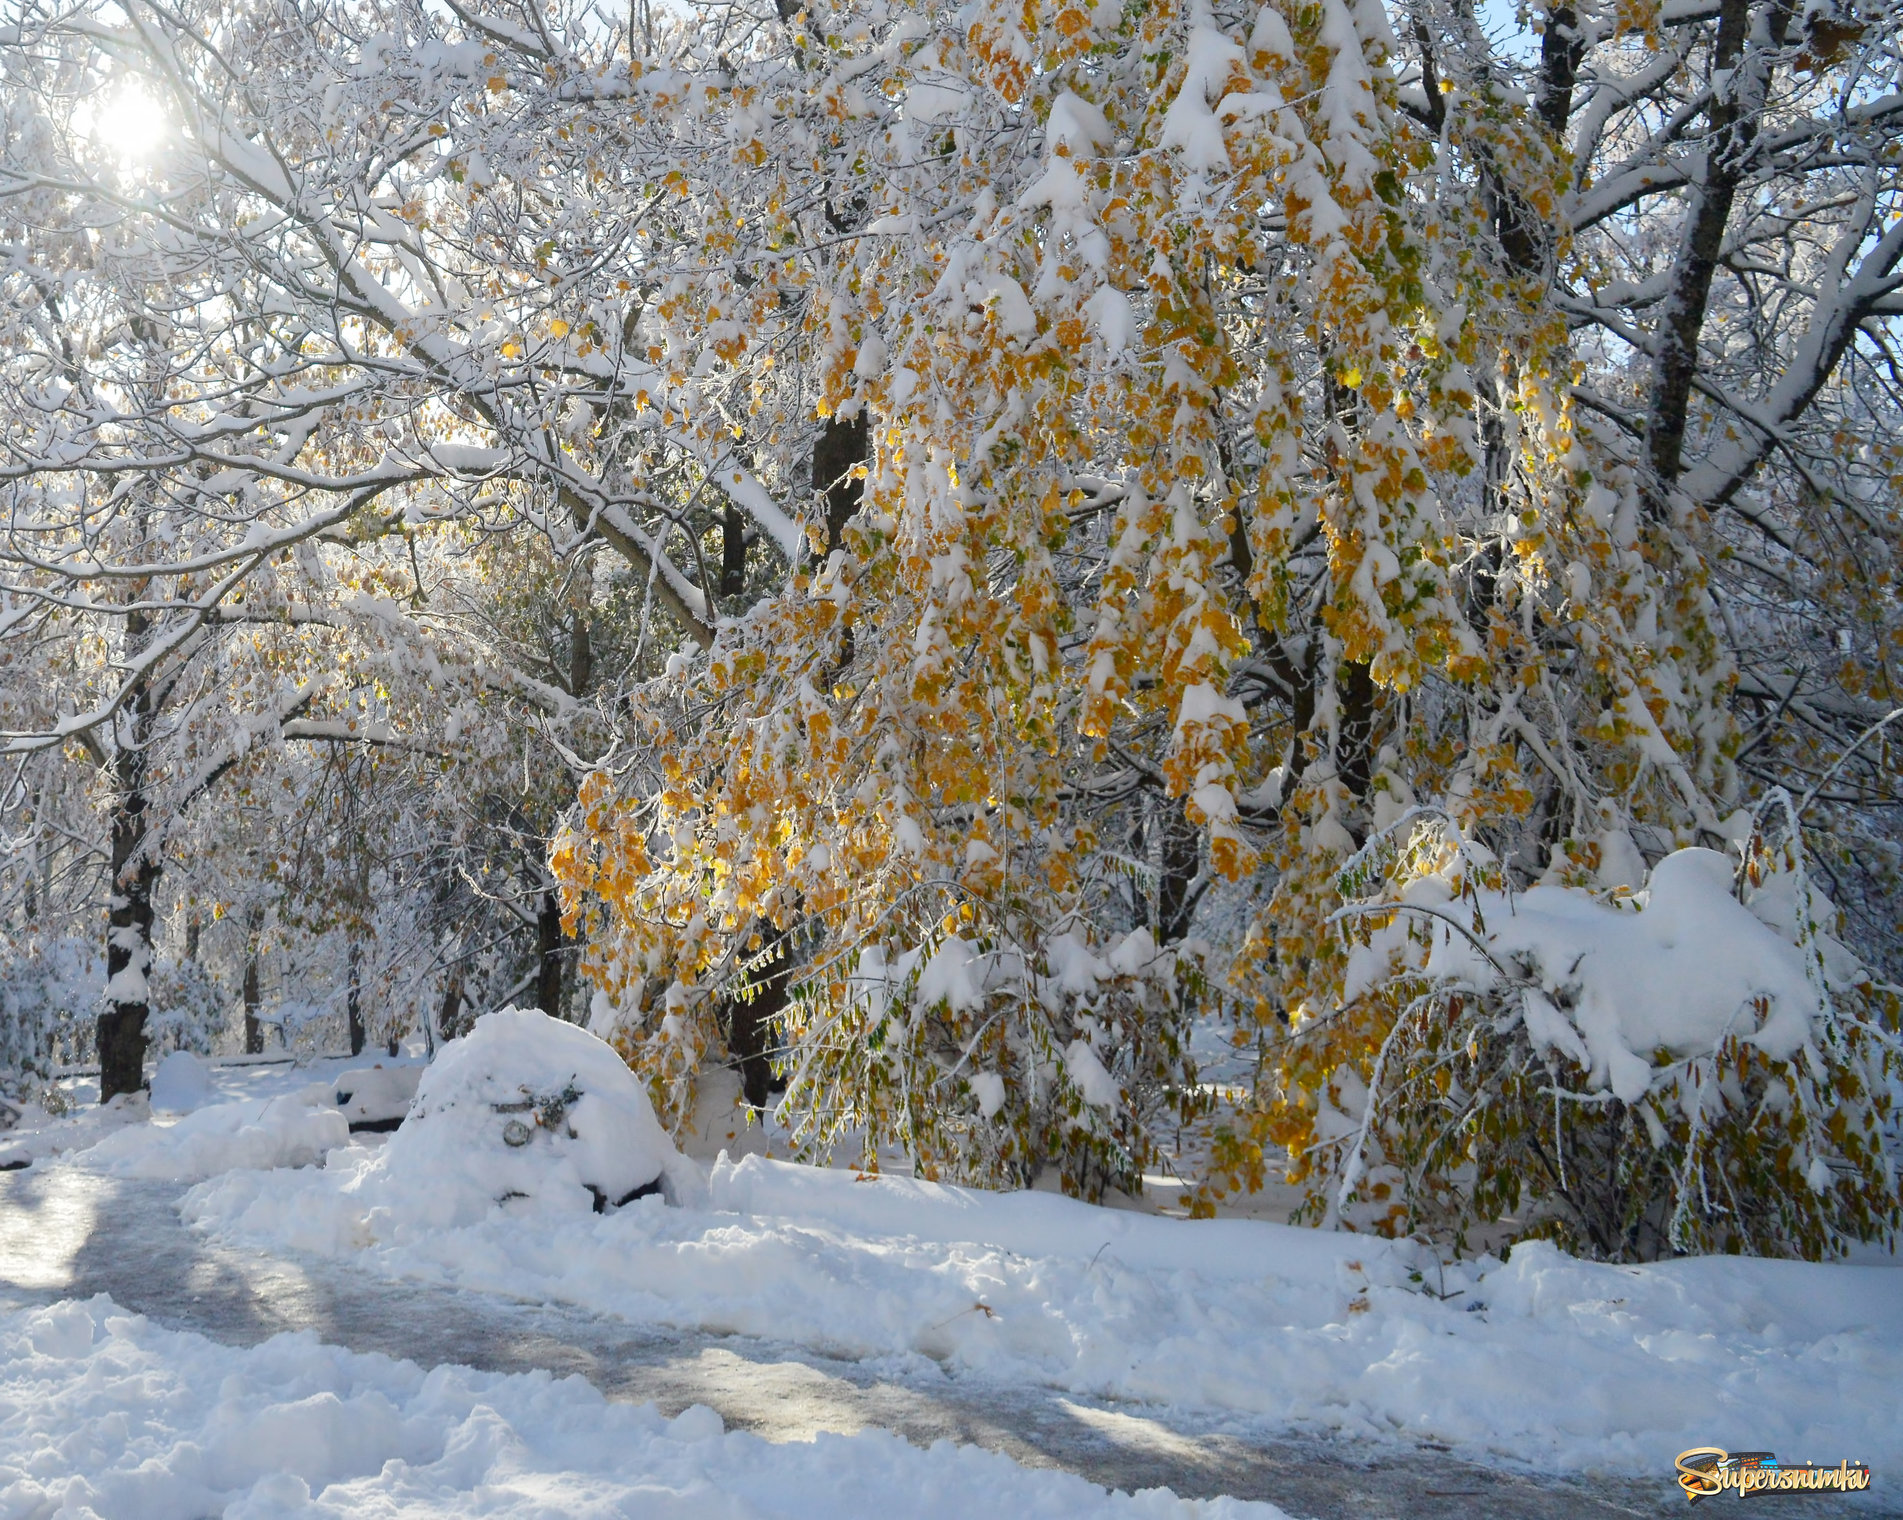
[4,1016,1898,1510]
[0,1052,428,1174]
[0,1295,1280,1518]
[51,1050,427,1114]
[182,1146,1903,1476]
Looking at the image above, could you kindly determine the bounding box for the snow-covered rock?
[149,1050,213,1113]
[327,1063,421,1131]
[77,1092,347,1183]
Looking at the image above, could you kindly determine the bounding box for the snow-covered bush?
[381,1008,687,1224]
[771,927,1207,1199]
[1270,808,1900,1261]
[145,961,229,1057]
[0,937,100,1106]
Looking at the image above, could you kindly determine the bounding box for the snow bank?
[0,1054,431,1172]
[185,1152,1903,1474]
[0,1094,147,1171]
[0,1296,1277,1519]
[77,1092,346,1183]
[150,1049,214,1112]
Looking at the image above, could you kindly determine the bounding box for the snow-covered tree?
[1,0,823,1094]
[1,0,1895,1256]
[545,0,1901,1249]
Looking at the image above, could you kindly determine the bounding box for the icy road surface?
[0,1164,1784,1520]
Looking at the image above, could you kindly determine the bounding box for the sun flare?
[85,84,168,159]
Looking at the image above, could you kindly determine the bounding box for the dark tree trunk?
[811,414,869,672]
[436,968,465,1045]
[96,819,156,1101]
[98,630,159,1103]
[1336,658,1378,804]
[22,785,41,924]
[536,888,566,1020]
[346,939,366,1056]
[813,413,868,557]
[1535,3,1586,136]
[1155,797,1204,945]
[720,504,747,598]
[702,365,864,1106]
[568,611,593,696]
[1457,2,1582,282]
[1316,369,1381,817]
[726,922,791,1110]
[242,922,265,1056]
[1645,0,1794,510]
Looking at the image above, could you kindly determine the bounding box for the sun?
[83,84,169,159]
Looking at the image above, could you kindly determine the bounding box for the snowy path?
[0,1166,1717,1520]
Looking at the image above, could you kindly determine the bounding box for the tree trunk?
[536,888,566,1020]
[96,836,156,1101]
[813,413,868,557]
[1336,658,1378,804]
[22,784,40,925]
[97,633,159,1103]
[720,504,747,598]
[1155,796,1204,945]
[568,610,593,696]
[726,922,790,1111]
[346,938,365,1056]
[436,968,464,1046]
[1644,0,1794,510]
[242,909,265,1056]
[812,414,869,671]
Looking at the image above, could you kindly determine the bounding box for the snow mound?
[0,1094,147,1171]
[77,1092,346,1183]
[359,1007,690,1229]
[328,1063,421,1131]
[0,1295,1278,1519]
[150,1049,214,1112]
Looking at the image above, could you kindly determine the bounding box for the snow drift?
[78,1091,347,1183]
[0,1094,147,1172]
[149,1049,214,1113]
[328,1063,421,1131]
